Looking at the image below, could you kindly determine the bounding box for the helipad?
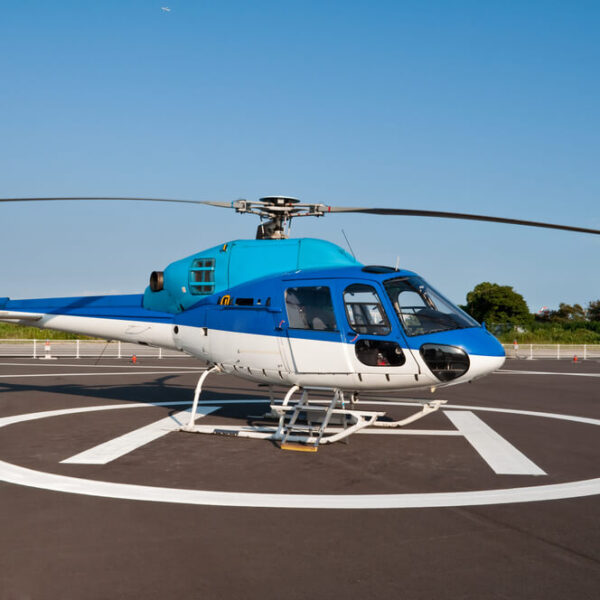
[1,357,599,599]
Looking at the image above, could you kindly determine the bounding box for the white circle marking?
[1,400,599,509]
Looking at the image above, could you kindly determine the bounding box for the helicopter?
[1,196,599,450]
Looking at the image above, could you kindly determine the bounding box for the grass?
[0,323,97,340]
[495,322,600,344]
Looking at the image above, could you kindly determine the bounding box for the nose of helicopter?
[459,327,506,381]
[465,329,506,380]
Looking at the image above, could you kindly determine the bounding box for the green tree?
[550,303,587,322]
[465,282,531,326]
[587,300,600,322]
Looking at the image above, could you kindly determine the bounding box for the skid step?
[280,442,318,453]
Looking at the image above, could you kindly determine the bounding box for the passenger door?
[284,283,352,373]
[341,283,420,377]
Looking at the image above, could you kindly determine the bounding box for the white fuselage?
[4,312,504,392]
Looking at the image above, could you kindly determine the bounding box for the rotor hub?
[230,196,328,239]
[259,196,300,206]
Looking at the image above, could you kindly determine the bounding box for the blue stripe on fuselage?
[178,302,503,358]
[175,267,505,358]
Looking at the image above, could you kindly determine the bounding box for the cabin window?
[343,284,391,335]
[189,258,215,295]
[285,286,337,331]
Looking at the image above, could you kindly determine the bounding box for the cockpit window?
[285,286,338,331]
[343,284,391,335]
[384,276,479,336]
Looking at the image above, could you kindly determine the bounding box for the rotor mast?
[232,196,327,239]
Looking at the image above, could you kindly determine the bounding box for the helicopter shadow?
[0,374,270,421]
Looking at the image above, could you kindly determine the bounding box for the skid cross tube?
[183,385,445,449]
[184,365,221,430]
[373,400,447,428]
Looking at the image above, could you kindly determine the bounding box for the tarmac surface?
[0,357,599,599]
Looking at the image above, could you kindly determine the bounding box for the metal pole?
[76,339,80,359]
[158,347,162,359]
[33,338,37,359]
[557,344,560,360]
[584,344,587,360]
[530,344,533,359]
[117,340,122,359]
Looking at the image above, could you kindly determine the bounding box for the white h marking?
[445,411,546,475]
[61,406,546,476]
[61,406,220,465]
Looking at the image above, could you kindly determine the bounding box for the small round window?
[355,339,405,367]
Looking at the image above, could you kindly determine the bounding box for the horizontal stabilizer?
[0,310,43,321]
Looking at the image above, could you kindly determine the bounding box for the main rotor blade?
[3,197,598,235]
[0,197,232,208]
[327,206,600,235]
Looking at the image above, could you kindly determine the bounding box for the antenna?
[341,229,356,259]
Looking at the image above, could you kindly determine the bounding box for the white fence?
[502,344,600,360]
[0,339,188,359]
[0,339,598,361]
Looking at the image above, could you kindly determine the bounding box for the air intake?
[149,271,164,292]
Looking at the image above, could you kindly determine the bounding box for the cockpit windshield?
[383,276,479,337]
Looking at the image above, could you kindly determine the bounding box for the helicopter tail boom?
[0,294,178,349]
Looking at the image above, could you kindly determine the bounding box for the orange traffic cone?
[131,354,137,365]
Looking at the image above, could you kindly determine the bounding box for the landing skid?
[181,373,446,451]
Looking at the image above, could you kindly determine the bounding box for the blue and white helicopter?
[1,196,598,450]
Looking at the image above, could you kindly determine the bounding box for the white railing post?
[0,338,187,360]
[530,344,533,359]
[584,344,587,360]
[557,344,560,360]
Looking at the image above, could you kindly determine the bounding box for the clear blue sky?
[1,0,598,312]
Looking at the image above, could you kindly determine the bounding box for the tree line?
[461,282,600,343]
